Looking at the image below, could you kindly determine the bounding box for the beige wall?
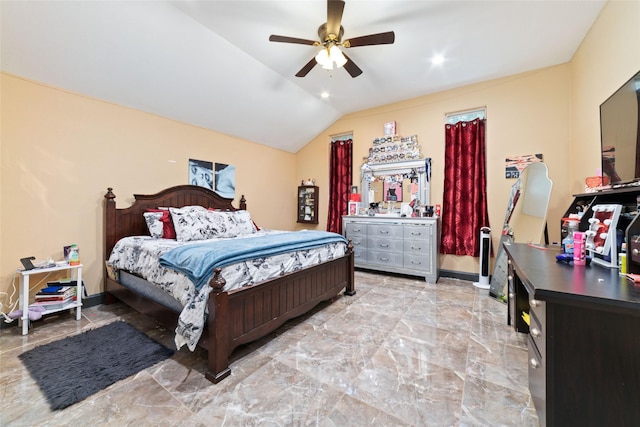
[0,74,297,303]
[570,0,640,193]
[299,65,572,274]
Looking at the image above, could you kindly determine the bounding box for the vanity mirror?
[360,159,431,215]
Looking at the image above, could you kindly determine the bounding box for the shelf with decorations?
[366,134,421,165]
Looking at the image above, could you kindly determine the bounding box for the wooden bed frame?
[103,185,355,383]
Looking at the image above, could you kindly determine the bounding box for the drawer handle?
[531,299,540,307]
[379,230,389,235]
[509,293,515,299]
[411,232,421,236]
[529,358,540,369]
[353,228,361,232]
[411,261,422,265]
[507,275,513,281]
[379,257,390,261]
[634,248,639,256]
[530,327,541,338]
[410,246,421,250]
[379,244,389,248]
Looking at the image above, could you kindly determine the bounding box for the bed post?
[205,268,232,383]
[344,241,356,296]
[239,195,247,211]
[104,188,118,304]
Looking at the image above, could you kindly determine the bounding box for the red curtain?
[441,119,490,256]
[327,138,352,234]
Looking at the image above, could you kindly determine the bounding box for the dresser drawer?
[367,250,404,266]
[404,254,432,272]
[367,237,404,253]
[403,224,432,240]
[368,224,403,239]
[404,239,429,255]
[348,235,367,250]
[344,222,367,237]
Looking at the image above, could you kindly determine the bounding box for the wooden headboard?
[104,185,247,259]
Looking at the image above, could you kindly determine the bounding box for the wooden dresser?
[342,216,440,282]
[504,242,640,426]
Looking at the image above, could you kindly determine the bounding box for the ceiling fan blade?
[327,0,345,37]
[344,31,395,48]
[269,35,318,46]
[342,53,363,78]
[295,57,318,77]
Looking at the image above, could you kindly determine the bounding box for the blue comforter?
[158,231,347,291]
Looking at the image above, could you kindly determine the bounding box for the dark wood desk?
[504,243,640,426]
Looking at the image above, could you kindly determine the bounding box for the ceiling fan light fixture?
[329,45,347,68]
[315,48,331,68]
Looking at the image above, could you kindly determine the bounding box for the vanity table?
[505,242,640,426]
[344,158,440,282]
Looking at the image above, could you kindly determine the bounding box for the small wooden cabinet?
[297,185,318,224]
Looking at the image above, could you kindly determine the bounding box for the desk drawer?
[529,309,545,358]
[528,335,546,426]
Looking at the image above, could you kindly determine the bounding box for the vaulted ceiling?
[1,1,606,152]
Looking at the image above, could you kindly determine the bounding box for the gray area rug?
[18,321,174,410]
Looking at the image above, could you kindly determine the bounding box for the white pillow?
[169,207,256,241]
[143,212,164,239]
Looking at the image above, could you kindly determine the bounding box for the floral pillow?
[170,207,256,241]
[143,211,165,239]
[146,208,177,239]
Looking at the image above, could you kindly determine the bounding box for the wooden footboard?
[204,247,354,383]
[104,186,355,383]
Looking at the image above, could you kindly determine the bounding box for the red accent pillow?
[146,209,176,239]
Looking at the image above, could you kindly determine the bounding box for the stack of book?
[33,282,77,310]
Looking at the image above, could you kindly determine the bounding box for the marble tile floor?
[0,271,539,426]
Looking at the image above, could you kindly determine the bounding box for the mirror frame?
[360,159,431,209]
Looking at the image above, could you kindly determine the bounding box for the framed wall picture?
[505,153,543,179]
[214,162,236,198]
[189,159,213,190]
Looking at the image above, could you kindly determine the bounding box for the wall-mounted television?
[600,70,640,186]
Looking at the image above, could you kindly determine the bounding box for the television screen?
[600,71,640,185]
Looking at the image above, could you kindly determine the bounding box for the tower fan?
[473,227,492,289]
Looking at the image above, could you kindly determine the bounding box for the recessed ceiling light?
[431,54,445,66]
[321,92,330,98]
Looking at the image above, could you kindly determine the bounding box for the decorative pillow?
[170,207,256,241]
[143,212,164,239]
[229,210,258,234]
[146,208,176,239]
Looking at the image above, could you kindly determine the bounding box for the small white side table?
[17,264,83,335]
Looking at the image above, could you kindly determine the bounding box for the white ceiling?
[1,0,606,153]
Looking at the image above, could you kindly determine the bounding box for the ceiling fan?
[269,0,395,78]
